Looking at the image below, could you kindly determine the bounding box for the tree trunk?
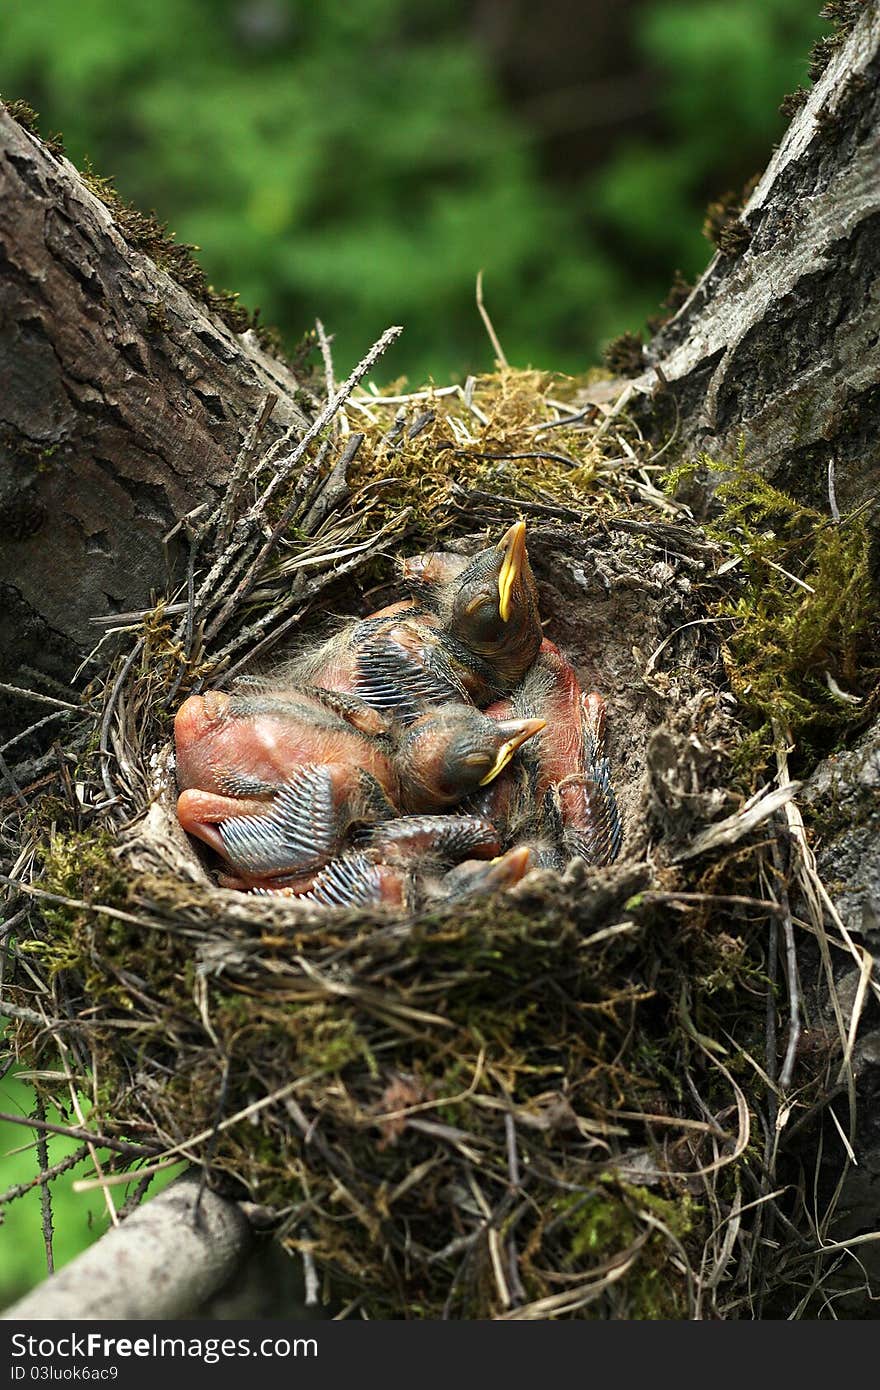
[639,4,880,523]
[621,3,880,1307]
[0,106,310,721]
[800,717,880,1301]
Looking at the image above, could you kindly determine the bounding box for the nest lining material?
[3,332,873,1318]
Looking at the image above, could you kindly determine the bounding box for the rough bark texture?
[1,1173,252,1320]
[802,718,880,1296]
[0,107,309,714]
[638,14,880,1250]
[639,5,880,522]
[804,721,880,950]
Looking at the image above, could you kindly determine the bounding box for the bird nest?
[3,329,876,1318]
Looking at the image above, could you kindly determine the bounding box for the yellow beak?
[497,521,527,623]
[478,716,546,785]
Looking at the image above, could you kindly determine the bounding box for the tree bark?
[639,19,880,1253]
[1,1174,252,1320]
[639,4,880,522]
[631,13,880,1270]
[0,106,309,709]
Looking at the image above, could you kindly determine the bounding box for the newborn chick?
[276,521,542,717]
[174,689,542,889]
[175,687,396,882]
[254,844,533,910]
[396,704,545,813]
[472,641,623,867]
[398,549,470,604]
[280,608,471,720]
[404,521,543,702]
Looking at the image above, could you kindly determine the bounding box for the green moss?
[342,367,605,542]
[558,1176,695,1318]
[705,458,877,759]
[34,829,127,939]
[8,832,135,1021]
[40,828,127,902]
[297,1010,376,1076]
[208,986,379,1080]
[661,455,704,497]
[3,97,65,156]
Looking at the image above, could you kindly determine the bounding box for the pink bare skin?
[174,689,399,875]
[476,639,615,862]
[174,690,397,798]
[480,639,587,799]
[174,686,542,891]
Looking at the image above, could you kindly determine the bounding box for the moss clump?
[551,1176,695,1318]
[26,831,123,976]
[39,829,128,922]
[23,830,196,1019]
[706,460,877,754]
[660,456,705,498]
[703,191,753,257]
[602,332,646,378]
[3,97,65,157]
[819,0,869,29]
[780,87,809,119]
[779,4,866,113]
[342,366,603,542]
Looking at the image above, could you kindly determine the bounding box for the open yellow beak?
[497,520,527,623]
[478,717,546,785]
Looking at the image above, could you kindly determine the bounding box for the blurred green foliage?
[0,1072,107,1307]
[1,0,828,1296]
[596,0,822,269]
[0,1068,183,1309]
[1,0,824,381]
